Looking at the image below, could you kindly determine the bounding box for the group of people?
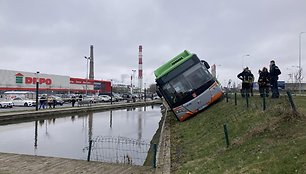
[39,95,57,109]
[237,60,281,98]
[70,94,83,107]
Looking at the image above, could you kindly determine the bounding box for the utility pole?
[85,56,90,95]
[35,71,39,111]
[299,32,305,94]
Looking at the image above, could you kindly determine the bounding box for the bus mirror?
[201,60,210,69]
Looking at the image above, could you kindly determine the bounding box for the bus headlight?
[173,106,187,114]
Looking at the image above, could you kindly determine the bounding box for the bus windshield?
[161,63,212,106]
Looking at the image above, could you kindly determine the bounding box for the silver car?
[12,97,36,107]
[0,100,13,108]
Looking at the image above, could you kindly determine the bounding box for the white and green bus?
[154,50,223,121]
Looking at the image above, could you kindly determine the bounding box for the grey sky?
[1,0,306,86]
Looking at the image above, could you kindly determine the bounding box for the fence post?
[263,91,266,111]
[87,140,93,162]
[152,143,157,168]
[245,91,249,108]
[223,124,230,148]
[286,91,296,112]
[226,92,228,102]
[234,92,237,106]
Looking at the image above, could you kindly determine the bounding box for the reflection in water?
[126,107,136,111]
[88,113,93,142]
[138,107,142,141]
[39,120,44,126]
[110,111,113,128]
[34,121,38,148]
[0,105,161,163]
[45,121,50,139]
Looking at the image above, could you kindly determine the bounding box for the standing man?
[269,60,281,98]
[52,97,56,108]
[237,67,254,97]
[71,95,76,107]
[39,95,46,109]
[258,67,270,97]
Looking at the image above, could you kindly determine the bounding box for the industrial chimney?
[138,45,143,92]
[89,45,94,80]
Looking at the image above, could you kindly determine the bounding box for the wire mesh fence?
[84,136,155,166]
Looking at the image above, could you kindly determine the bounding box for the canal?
[0,105,162,165]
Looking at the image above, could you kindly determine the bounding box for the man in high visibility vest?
[237,67,254,97]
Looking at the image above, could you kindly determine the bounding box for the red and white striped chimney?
[138,45,143,91]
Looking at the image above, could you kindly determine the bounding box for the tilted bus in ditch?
[154,50,223,121]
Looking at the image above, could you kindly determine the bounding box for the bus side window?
[201,60,210,69]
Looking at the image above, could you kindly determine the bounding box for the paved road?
[0,152,155,174]
[0,100,137,113]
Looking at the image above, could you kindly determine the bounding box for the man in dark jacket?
[258,67,270,97]
[237,67,254,97]
[269,60,281,98]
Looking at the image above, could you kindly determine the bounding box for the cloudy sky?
[1,0,306,87]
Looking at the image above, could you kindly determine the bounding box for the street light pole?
[216,64,221,79]
[110,79,113,105]
[35,71,39,111]
[242,54,250,69]
[144,82,146,102]
[299,32,305,94]
[131,70,136,94]
[85,56,90,95]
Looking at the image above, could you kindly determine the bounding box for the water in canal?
[0,105,162,165]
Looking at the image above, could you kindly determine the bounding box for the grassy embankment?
[170,92,306,173]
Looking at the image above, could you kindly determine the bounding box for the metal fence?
[85,136,156,166]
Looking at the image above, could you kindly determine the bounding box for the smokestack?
[89,45,94,80]
[138,45,143,91]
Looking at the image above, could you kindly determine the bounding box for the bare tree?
[294,68,304,91]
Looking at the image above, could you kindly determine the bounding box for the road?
[0,99,149,113]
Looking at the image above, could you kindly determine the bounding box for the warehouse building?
[0,69,111,95]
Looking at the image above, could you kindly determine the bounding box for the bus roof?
[154,50,193,80]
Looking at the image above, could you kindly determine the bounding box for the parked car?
[98,95,111,102]
[113,93,123,101]
[153,94,160,100]
[77,96,94,106]
[11,97,36,107]
[121,93,131,100]
[86,95,99,103]
[49,96,65,106]
[121,93,135,102]
[0,100,13,108]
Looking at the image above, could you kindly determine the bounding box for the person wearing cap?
[269,60,281,98]
[237,67,254,97]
